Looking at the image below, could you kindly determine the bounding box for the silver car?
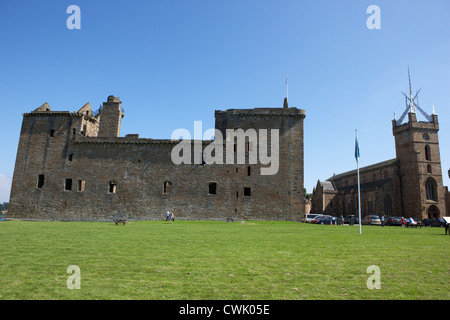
[362,215,381,225]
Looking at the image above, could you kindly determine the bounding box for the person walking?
[171,212,175,224]
[166,211,170,221]
[381,215,385,227]
[401,217,406,228]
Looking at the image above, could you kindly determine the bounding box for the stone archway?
[427,205,440,219]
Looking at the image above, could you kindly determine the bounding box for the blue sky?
[0,0,449,203]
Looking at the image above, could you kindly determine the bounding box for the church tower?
[392,68,445,219]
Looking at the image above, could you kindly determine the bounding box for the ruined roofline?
[24,111,99,123]
[74,136,214,145]
[215,107,306,118]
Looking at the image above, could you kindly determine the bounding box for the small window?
[427,164,432,174]
[68,153,74,161]
[37,175,45,189]
[78,180,85,192]
[244,187,251,197]
[109,181,116,193]
[72,128,76,135]
[65,179,73,191]
[208,182,217,195]
[425,145,431,161]
[50,129,55,137]
[163,181,172,194]
[82,124,87,136]
[247,166,251,176]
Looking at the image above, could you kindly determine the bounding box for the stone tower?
[214,99,306,221]
[98,96,124,137]
[8,102,99,219]
[392,73,445,219]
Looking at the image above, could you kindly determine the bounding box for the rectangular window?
[68,153,74,161]
[50,129,55,137]
[247,166,251,176]
[163,181,172,194]
[109,181,117,193]
[78,180,85,192]
[65,179,73,191]
[244,187,251,197]
[37,175,45,189]
[82,124,87,136]
[208,182,217,195]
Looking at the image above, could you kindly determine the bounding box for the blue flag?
[355,133,360,161]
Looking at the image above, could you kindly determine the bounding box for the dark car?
[385,216,402,226]
[430,218,446,227]
[311,215,330,224]
[317,216,337,225]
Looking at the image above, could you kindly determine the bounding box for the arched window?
[427,164,432,174]
[425,145,431,161]
[425,178,437,201]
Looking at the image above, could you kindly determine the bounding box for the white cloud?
[0,174,12,203]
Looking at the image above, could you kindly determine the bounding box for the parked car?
[385,216,402,226]
[429,218,446,227]
[305,214,323,223]
[311,215,330,224]
[317,216,337,225]
[362,215,381,225]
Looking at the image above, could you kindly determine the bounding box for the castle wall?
[8,99,306,222]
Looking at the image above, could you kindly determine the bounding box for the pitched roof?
[327,158,398,181]
[319,180,336,191]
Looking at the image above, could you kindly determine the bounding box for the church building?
[312,72,447,220]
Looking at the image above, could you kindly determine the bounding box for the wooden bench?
[406,222,423,228]
[113,219,126,225]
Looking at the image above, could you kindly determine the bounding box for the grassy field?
[0,219,448,300]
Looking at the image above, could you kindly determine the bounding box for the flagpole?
[356,129,362,234]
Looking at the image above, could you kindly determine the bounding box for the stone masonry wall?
[8,99,306,222]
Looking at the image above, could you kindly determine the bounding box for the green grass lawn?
[0,219,448,300]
